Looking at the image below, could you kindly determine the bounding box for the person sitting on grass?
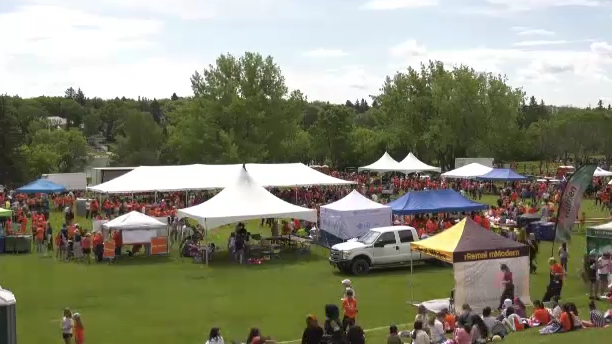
[441,308,455,333]
[581,300,608,328]
[411,320,430,344]
[567,303,583,329]
[470,314,488,344]
[346,323,365,344]
[386,325,402,344]
[430,313,445,344]
[501,307,524,332]
[324,304,344,344]
[415,305,430,334]
[206,327,224,344]
[301,315,323,344]
[530,300,551,326]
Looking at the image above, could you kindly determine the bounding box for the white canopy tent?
[102,211,167,245]
[441,163,493,179]
[320,190,391,240]
[358,152,405,172]
[177,165,317,230]
[399,153,441,173]
[88,163,355,193]
[594,167,612,177]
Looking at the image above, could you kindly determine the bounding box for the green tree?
[0,96,25,185]
[310,105,354,166]
[112,110,163,166]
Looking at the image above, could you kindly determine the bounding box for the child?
[342,289,357,332]
[341,279,355,300]
[387,325,402,344]
[73,313,85,344]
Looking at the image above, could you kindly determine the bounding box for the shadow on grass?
[330,261,452,278]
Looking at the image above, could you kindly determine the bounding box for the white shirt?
[206,336,225,344]
[597,257,610,275]
[182,225,193,238]
[481,316,496,334]
[413,330,431,344]
[62,317,72,334]
[85,201,91,210]
[552,305,562,320]
[431,320,445,343]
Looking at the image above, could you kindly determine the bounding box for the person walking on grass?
[61,308,73,344]
[558,242,569,272]
[342,289,358,332]
[73,313,85,344]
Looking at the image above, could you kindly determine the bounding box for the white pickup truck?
[329,225,434,275]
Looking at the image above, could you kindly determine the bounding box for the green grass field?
[1,195,612,343]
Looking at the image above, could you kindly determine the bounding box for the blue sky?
[0,0,611,106]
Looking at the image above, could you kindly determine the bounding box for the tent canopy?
[0,208,12,217]
[357,152,405,173]
[16,179,66,194]
[102,211,166,230]
[320,190,391,240]
[89,163,354,193]
[387,189,488,215]
[322,190,389,212]
[42,173,87,190]
[594,167,612,177]
[177,165,317,229]
[410,218,529,263]
[399,153,441,173]
[476,168,528,181]
[441,163,493,179]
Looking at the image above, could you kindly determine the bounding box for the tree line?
[1,51,611,186]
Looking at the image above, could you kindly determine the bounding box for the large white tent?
[177,165,317,229]
[399,153,441,173]
[441,163,493,179]
[594,167,612,177]
[358,152,405,172]
[320,190,391,240]
[102,211,167,245]
[88,163,355,193]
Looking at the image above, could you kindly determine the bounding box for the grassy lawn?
[1,195,612,343]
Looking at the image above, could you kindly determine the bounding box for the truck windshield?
[358,231,379,244]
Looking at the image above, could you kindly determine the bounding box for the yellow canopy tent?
[409,218,531,312]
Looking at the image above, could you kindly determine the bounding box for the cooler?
[0,288,17,344]
[529,221,556,241]
[13,236,32,254]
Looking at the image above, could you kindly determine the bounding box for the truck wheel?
[351,258,370,275]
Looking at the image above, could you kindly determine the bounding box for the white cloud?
[513,40,571,47]
[512,27,556,36]
[388,39,612,84]
[20,0,302,20]
[0,4,196,99]
[360,0,438,10]
[389,40,427,58]
[285,65,381,103]
[302,49,349,58]
[463,0,606,16]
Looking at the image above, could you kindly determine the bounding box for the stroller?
[66,240,75,259]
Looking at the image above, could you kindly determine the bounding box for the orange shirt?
[444,314,455,330]
[532,308,551,325]
[92,234,103,246]
[74,326,84,343]
[550,264,564,280]
[82,237,91,249]
[559,312,572,332]
[481,217,490,230]
[473,215,482,225]
[35,227,44,241]
[342,297,357,318]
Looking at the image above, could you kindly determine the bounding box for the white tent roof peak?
[322,190,389,211]
[399,152,441,173]
[441,163,493,179]
[102,211,166,230]
[358,152,405,172]
[177,166,317,229]
[594,167,612,177]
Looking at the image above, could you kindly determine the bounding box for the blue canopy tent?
[387,189,488,215]
[476,168,527,181]
[16,179,66,194]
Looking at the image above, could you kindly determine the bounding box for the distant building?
[46,116,67,128]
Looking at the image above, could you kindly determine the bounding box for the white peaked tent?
[358,152,405,172]
[399,153,441,173]
[177,165,317,229]
[441,163,493,179]
[102,211,167,245]
[594,167,612,177]
[320,190,391,240]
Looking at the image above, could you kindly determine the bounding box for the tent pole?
[410,252,414,304]
[204,218,208,266]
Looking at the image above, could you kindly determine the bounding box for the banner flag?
[554,164,596,241]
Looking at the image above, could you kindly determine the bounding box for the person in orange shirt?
[93,231,104,262]
[559,304,574,332]
[112,229,123,257]
[530,300,551,326]
[82,233,92,263]
[73,313,85,344]
[341,289,357,331]
[481,216,491,230]
[35,225,45,254]
[549,257,565,296]
[442,308,455,333]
